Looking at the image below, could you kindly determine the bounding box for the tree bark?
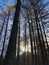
[3,0,21,65]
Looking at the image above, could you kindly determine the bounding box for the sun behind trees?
[0,0,49,65]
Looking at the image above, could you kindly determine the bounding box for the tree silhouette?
[0,0,49,65]
[3,0,21,65]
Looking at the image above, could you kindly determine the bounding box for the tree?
[0,0,49,65]
[3,0,21,65]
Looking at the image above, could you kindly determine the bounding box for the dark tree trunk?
[27,17,33,65]
[0,19,5,41]
[0,12,10,65]
[3,0,21,65]
[40,15,49,51]
[16,23,20,65]
[34,10,49,65]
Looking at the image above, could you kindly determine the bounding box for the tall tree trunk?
[16,23,20,65]
[28,17,33,65]
[34,10,49,65]
[40,15,49,52]
[0,12,10,65]
[3,0,21,65]
[0,19,5,41]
